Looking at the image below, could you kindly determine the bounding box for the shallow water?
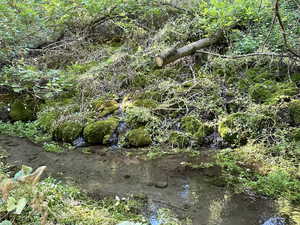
[0,135,298,225]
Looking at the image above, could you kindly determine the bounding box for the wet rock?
[0,104,10,122]
[155,181,168,189]
[73,136,88,148]
[262,217,285,225]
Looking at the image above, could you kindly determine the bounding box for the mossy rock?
[248,81,277,103]
[93,99,119,118]
[9,100,36,121]
[218,113,250,145]
[249,81,297,104]
[169,131,190,148]
[133,99,158,108]
[54,121,83,143]
[126,128,152,147]
[237,69,273,91]
[83,117,119,144]
[181,116,213,145]
[37,111,60,131]
[289,100,300,124]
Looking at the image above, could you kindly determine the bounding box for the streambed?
[0,135,297,225]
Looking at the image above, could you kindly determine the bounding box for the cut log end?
[155,56,164,67]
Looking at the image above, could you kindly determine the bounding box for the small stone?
[155,181,168,188]
[124,174,131,179]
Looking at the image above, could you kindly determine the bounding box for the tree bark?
[155,30,223,67]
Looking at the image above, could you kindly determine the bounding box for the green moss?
[9,100,35,121]
[249,81,277,103]
[126,128,152,147]
[291,73,300,82]
[291,128,300,142]
[131,74,148,88]
[133,99,158,108]
[180,116,213,145]
[218,113,249,144]
[140,90,163,102]
[54,121,83,143]
[124,106,159,128]
[45,97,75,108]
[168,131,190,148]
[238,69,273,91]
[181,116,201,134]
[83,117,119,144]
[93,99,119,118]
[249,81,297,104]
[37,111,60,131]
[289,100,300,124]
[194,124,214,144]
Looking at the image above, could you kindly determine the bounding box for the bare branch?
[196,50,299,61]
[274,0,300,58]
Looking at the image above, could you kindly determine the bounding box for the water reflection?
[148,202,162,225]
[261,217,285,225]
[179,184,190,199]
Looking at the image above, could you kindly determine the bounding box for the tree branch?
[196,50,299,61]
[274,0,300,58]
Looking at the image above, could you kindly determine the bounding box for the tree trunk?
[155,30,223,67]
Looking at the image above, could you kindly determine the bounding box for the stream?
[0,135,299,225]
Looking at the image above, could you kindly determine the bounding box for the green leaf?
[15,198,27,214]
[0,220,13,225]
[7,197,16,212]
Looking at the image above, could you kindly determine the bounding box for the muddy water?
[0,135,296,225]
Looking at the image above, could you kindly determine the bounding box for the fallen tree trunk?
[155,30,223,67]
